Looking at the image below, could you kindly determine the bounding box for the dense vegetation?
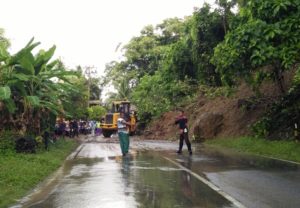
[103,0,300,140]
[252,67,300,139]
[0,30,106,207]
[0,34,105,137]
[207,137,300,162]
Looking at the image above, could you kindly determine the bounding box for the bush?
[132,71,195,123]
[252,66,300,140]
[0,131,19,154]
[15,136,37,153]
[87,105,106,121]
[198,85,235,99]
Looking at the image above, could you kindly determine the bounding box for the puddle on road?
[21,150,234,208]
[183,145,300,173]
[173,146,300,208]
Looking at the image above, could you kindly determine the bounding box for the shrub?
[252,65,300,140]
[0,131,19,154]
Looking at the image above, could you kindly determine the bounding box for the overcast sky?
[0,0,214,76]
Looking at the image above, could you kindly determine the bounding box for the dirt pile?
[142,77,294,141]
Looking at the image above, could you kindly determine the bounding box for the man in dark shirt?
[72,120,79,138]
[175,110,192,155]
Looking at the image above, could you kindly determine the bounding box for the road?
[13,136,300,208]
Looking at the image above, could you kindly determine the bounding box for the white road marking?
[259,155,300,165]
[164,157,247,208]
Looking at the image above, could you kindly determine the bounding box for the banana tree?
[0,38,79,134]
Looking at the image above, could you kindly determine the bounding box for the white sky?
[0,0,215,76]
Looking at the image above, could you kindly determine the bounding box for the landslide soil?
[142,74,294,141]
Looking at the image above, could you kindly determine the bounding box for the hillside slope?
[142,77,293,141]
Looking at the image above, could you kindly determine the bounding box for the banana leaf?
[20,55,35,75]
[0,86,11,100]
[34,45,56,74]
[12,73,30,81]
[25,96,40,107]
[3,98,16,113]
[8,38,40,66]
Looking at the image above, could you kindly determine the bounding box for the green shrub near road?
[0,138,78,208]
[206,137,300,163]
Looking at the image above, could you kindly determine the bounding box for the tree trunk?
[274,64,285,94]
[223,15,227,34]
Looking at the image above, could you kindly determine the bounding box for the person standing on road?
[90,120,96,136]
[175,110,192,155]
[117,112,131,156]
[95,121,101,136]
[73,120,79,137]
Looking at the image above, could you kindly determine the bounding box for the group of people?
[117,109,192,156]
[56,110,192,157]
[55,119,103,138]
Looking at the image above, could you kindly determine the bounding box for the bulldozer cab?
[112,101,130,119]
[101,100,136,138]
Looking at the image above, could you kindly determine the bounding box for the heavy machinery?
[100,101,137,138]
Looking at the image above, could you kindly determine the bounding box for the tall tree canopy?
[212,0,300,92]
[102,0,300,129]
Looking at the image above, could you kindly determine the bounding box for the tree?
[190,4,225,86]
[62,73,89,119]
[123,32,160,78]
[215,0,238,34]
[156,18,185,45]
[212,0,300,93]
[132,69,192,121]
[163,37,195,81]
[87,105,106,121]
[0,38,80,134]
[89,77,102,100]
[0,28,10,49]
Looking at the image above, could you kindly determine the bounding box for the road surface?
[13,136,300,208]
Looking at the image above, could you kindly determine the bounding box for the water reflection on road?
[24,143,234,208]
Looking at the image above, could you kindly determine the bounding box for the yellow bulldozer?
[100,101,137,138]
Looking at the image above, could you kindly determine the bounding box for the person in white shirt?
[117,112,131,156]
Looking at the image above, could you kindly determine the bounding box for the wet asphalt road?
[15,136,300,208]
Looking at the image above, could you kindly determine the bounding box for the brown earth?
[142,72,295,141]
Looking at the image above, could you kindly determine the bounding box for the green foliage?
[164,36,195,81]
[87,105,106,121]
[103,18,188,95]
[103,8,228,123]
[198,85,235,98]
[252,66,300,139]
[212,0,300,92]
[207,137,300,162]
[156,18,185,45]
[0,28,10,49]
[89,77,102,100]
[123,30,161,78]
[215,0,238,33]
[102,0,300,138]
[293,65,300,85]
[0,86,11,100]
[0,37,84,134]
[132,70,193,121]
[131,73,170,120]
[190,4,225,85]
[62,73,89,119]
[0,131,19,155]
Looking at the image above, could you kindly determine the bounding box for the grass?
[206,137,300,163]
[0,139,78,208]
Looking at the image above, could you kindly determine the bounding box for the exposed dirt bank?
[143,73,295,141]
